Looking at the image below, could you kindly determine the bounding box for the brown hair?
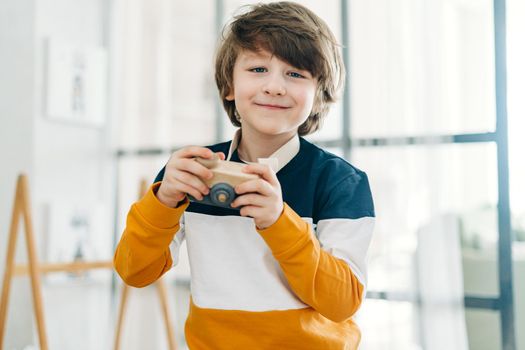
[214,1,345,136]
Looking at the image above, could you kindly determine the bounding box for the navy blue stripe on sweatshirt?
[154,137,375,224]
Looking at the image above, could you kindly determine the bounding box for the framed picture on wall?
[45,38,108,127]
[43,200,111,283]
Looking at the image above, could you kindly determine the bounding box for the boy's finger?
[239,205,264,220]
[235,179,272,196]
[231,193,265,208]
[175,182,206,201]
[172,170,210,195]
[242,164,278,185]
[176,146,213,159]
[177,158,213,180]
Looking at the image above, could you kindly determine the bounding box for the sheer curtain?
[112,0,217,226]
[350,0,496,349]
[350,0,495,138]
[111,1,216,349]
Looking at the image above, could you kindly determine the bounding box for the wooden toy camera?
[188,154,259,209]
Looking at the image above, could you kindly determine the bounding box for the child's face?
[226,49,317,139]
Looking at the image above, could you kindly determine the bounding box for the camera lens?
[210,183,235,206]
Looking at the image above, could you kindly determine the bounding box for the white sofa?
[462,244,525,350]
[416,212,524,349]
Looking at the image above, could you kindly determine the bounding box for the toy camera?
[188,154,259,209]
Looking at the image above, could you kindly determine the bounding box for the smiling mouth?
[254,103,290,110]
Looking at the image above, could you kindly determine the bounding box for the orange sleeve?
[257,203,364,322]
[113,182,189,287]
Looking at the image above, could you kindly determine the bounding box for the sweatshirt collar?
[226,129,300,173]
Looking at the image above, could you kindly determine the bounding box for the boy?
[114,2,375,349]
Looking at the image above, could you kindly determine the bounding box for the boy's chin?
[254,127,298,138]
[242,120,301,138]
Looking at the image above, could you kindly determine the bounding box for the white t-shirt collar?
[226,129,300,173]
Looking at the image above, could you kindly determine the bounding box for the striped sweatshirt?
[114,133,375,349]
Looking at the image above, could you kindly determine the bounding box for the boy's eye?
[289,71,305,78]
[250,67,267,73]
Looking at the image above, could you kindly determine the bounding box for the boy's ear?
[225,91,234,101]
[225,85,234,101]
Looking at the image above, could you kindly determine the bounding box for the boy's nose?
[263,75,286,96]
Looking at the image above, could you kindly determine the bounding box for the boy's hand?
[231,164,283,230]
[156,147,225,208]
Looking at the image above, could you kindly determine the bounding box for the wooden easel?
[0,175,176,350]
[113,179,177,350]
[0,174,50,349]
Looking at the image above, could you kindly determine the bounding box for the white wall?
[0,0,37,348]
[0,0,36,249]
[1,0,114,348]
[33,0,114,251]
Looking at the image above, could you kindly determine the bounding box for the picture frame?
[45,38,108,127]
